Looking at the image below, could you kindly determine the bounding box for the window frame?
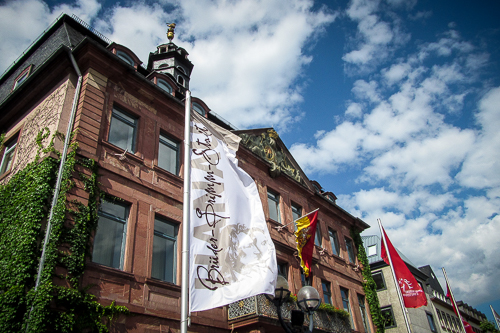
[92,199,129,270]
[345,237,356,263]
[358,294,371,333]
[381,306,397,328]
[157,78,173,94]
[372,270,387,291]
[267,189,281,223]
[158,132,180,175]
[108,106,138,153]
[12,65,32,91]
[315,222,322,247]
[329,228,340,256]
[277,262,288,279]
[322,280,332,305]
[340,287,353,328]
[427,312,437,333]
[117,50,135,66]
[151,215,178,284]
[0,134,18,175]
[291,202,302,231]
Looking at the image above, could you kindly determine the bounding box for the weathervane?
[167,23,176,42]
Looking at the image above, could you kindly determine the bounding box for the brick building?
[0,14,374,332]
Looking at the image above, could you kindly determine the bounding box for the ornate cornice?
[239,129,302,183]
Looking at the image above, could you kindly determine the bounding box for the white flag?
[189,111,277,312]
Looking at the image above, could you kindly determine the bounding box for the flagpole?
[442,267,468,333]
[180,90,192,333]
[377,219,413,333]
[491,305,500,329]
[276,208,320,229]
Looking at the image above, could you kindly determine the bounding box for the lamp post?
[266,275,321,333]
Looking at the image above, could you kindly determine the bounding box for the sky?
[1,0,499,325]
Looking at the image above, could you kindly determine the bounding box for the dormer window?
[177,66,186,74]
[159,63,169,69]
[192,103,205,116]
[12,66,32,91]
[159,47,166,53]
[177,76,184,86]
[157,79,172,94]
[117,50,134,66]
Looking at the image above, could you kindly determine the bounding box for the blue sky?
[1,0,499,324]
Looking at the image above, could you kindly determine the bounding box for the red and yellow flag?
[294,210,319,277]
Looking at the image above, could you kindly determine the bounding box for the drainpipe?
[34,49,82,290]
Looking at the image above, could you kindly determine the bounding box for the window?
[192,102,205,116]
[301,271,311,287]
[92,200,129,269]
[13,68,30,90]
[367,244,377,256]
[315,223,322,246]
[358,294,371,333]
[446,314,453,330]
[177,66,186,74]
[0,134,18,175]
[267,190,281,223]
[277,262,288,279]
[345,237,356,263]
[158,133,179,175]
[436,309,445,327]
[291,202,301,231]
[157,78,172,93]
[341,287,353,327]
[427,313,437,332]
[178,75,184,86]
[322,280,332,305]
[372,271,386,290]
[381,306,397,328]
[108,107,137,152]
[151,216,178,283]
[329,229,340,256]
[117,50,134,66]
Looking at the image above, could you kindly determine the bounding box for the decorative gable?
[238,129,302,183]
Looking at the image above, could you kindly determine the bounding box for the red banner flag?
[381,227,427,308]
[446,284,474,333]
[295,210,319,277]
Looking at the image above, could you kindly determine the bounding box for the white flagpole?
[275,208,319,229]
[442,267,468,333]
[491,305,500,330]
[377,218,412,333]
[180,90,192,333]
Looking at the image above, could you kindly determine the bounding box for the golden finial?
[167,23,176,42]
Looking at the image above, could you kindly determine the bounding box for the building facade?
[362,236,486,333]
[0,14,374,333]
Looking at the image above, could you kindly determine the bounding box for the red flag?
[381,227,427,308]
[446,284,474,333]
[295,210,319,277]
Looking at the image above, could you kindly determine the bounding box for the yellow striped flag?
[294,210,319,277]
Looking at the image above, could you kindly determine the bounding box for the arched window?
[177,66,186,74]
[157,79,172,94]
[192,102,205,116]
[116,50,134,66]
[177,76,184,86]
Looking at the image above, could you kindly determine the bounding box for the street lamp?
[266,275,321,333]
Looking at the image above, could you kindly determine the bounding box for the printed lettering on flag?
[295,210,318,277]
[189,111,277,312]
[381,227,427,308]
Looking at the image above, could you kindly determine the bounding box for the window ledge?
[86,262,135,280]
[102,140,144,164]
[145,277,182,293]
[153,164,183,183]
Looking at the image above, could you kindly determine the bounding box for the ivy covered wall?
[352,227,385,333]
[0,129,127,332]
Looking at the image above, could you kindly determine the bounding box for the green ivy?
[0,129,128,332]
[351,228,385,333]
